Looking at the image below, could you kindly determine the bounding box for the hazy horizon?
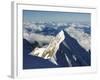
[23,10,91,24]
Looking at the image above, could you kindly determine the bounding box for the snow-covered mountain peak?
[30,30,65,65]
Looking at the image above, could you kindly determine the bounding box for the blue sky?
[23,10,91,24]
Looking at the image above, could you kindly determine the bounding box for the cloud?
[23,22,91,51]
[65,26,90,51]
[23,22,45,33]
[24,31,54,44]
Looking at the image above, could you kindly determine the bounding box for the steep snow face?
[30,47,46,57]
[65,26,90,52]
[43,30,65,59]
[30,30,65,65]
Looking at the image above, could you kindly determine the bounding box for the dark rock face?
[56,31,90,67]
[23,31,91,69]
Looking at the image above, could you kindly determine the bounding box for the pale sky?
[23,10,91,24]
